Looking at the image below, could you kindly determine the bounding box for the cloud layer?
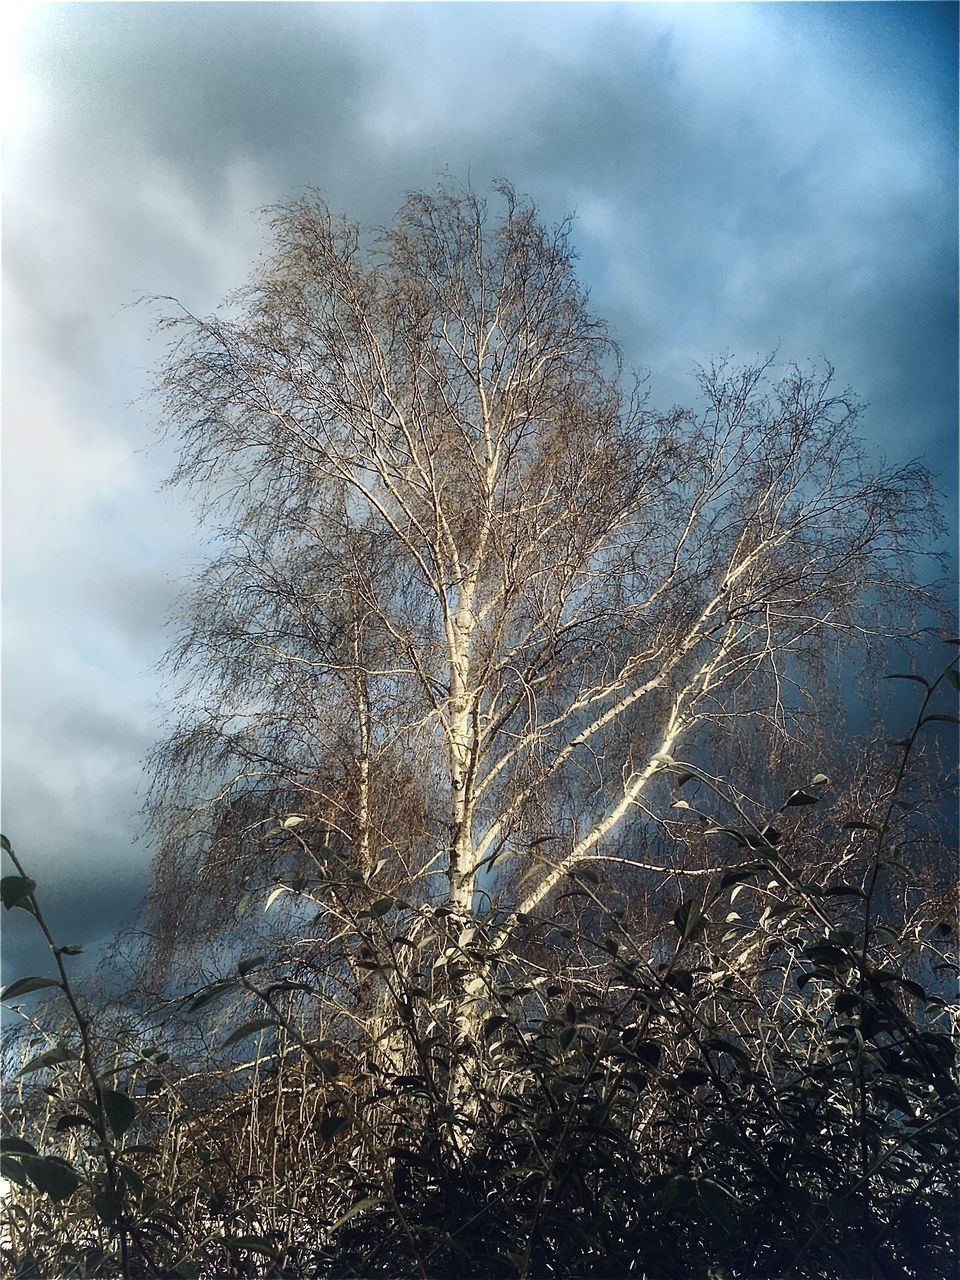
[3,2,956,983]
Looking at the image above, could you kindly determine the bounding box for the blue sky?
[2,2,957,981]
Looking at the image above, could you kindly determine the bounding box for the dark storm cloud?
[15,4,374,196]
[3,858,151,997]
[2,703,155,984]
[3,3,955,988]
[16,4,955,427]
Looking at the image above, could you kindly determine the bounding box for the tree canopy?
[146,182,940,972]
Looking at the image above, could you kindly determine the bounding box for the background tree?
[147,181,941,1006]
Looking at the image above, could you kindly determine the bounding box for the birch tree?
[147,181,938,991]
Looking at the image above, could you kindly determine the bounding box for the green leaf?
[572,866,599,886]
[237,953,266,977]
[885,673,930,688]
[264,885,294,910]
[18,1044,79,1076]
[697,1178,737,1232]
[666,969,694,996]
[823,883,865,899]
[319,1114,351,1141]
[633,1040,662,1068]
[705,1037,750,1064]
[119,1162,144,1198]
[705,827,749,848]
[673,900,706,942]
[1,875,36,910]
[56,945,85,956]
[186,980,238,1013]
[920,713,960,727]
[74,1097,100,1123]
[660,1174,697,1210]
[0,1154,30,1189]
[804,943,849,967]
[55,1113,97,1133]
[946,666,960,692]
[2,976,62,1002]
[20,1153,81,1202]
[93,1189,124,1226]
[676,1068,711,1090]
[0,1135,37,1155]
[872,924,902,946]
[222,1019,276,1049]
[0,834,11,854]
[392,1074,428,1090]
[370,897,394,917]
[747,824,781,848]
[102,1089,137,1137]
[331,1196,386,1232]
[784,790,820,807]
[720,863,765,889]
[316,1057,340,1077]
[264,979,316,998]
[872,1083,914,1115]
[224,1235,279,1259]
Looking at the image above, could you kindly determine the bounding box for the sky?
[2,1,957,986]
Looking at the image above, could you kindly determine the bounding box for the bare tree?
[147,181,940,1011]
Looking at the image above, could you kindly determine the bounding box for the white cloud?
[3,360,140,568]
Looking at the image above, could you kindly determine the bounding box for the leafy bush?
[2,666,957,1279]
